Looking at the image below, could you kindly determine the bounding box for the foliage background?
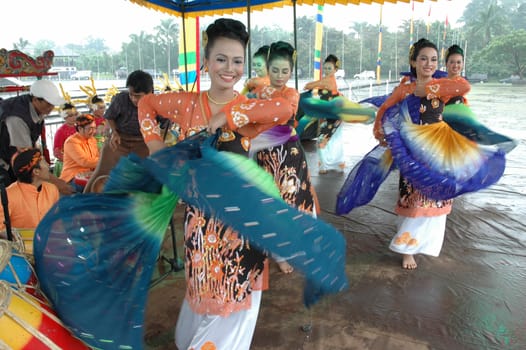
[9,0,526,81]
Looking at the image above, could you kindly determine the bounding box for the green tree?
[128,31,151,70]
[477,29,526,79]
[33,40,56,58]
[462,0,510,50]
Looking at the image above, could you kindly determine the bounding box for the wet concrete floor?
[145,84,526,350]
[144,125,525,350]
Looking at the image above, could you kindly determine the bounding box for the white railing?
[43,78,396,163]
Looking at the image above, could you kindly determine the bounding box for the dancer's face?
[268,58,292,89]
[205,37,245,91]
[252,56,267,78]
[446,53,464,78]
[323,62,336,77]
[412,47,438,79]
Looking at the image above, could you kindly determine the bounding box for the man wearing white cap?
[0,80,73,193]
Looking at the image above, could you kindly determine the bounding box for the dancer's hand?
[207,112,227,134]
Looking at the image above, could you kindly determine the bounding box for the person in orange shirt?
[138,19,294,350]
[59,114,100,193]
[373,38,472,270]
[251,41,319,274]
[241,45,270,96]
[0,148,59,232]
[304,54,346,174]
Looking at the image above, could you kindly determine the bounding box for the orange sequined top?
[303,74,339,96]
[243,76,270,95]
[138,91,293,143]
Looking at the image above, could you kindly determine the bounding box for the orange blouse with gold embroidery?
[138,91,293,144]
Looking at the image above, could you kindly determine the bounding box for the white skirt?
[318,124,345,172]
[389,215,447,257]
[175,291,262,350]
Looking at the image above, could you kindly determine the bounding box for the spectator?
[0,148,59,231]
[0,80,73,194]
[52,102,79,177]
[83,70,153,193]
[88,95,108,149]
[60,114,100,193]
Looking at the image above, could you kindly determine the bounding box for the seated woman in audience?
[0,148,59,232]
[59,114,100,193]
[53,102,79,177]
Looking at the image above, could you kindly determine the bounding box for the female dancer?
[241,44,270,96]
[303,54,346,174]
[252,41,318,273]
[445,44,468,105]
[373,38,473,270]
[138,19,294,350]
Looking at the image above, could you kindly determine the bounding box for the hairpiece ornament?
[58,83,77,116]
[105,85,120,103]
[59,83,73,105]
[409,44,416,63]
[79,77,98,106]
[155,73,173,92]
[202,30,208,49]
[155,73,185,93]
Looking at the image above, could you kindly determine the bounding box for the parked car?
[467,73,488,83]
[71,70,92,80]
[143,69,162,79]
[335,70,345,79]
[499,75,520,84]
[115,66,128,79]
[48,66,77,80]
[354,70,375,80]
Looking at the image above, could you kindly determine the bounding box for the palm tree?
[155,18,179,78]
[13,38,29,51]
[129,31,150,69]
[463,0,509,49]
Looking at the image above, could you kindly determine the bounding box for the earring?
[204,66,209,72]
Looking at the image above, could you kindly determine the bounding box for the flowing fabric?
[34,132,349,349]
[442,103,518,153]
[362,88,517,152]
[34,187,178,350]
[296,115,318,139]
[143,133,349,306]
[340,92,512,214]
[299,91,376,124]
[336,145,393,215]
[248,125,295,158]
[384,100,506,201]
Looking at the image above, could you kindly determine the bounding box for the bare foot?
[402,254,417,270]
[277,261,294,274]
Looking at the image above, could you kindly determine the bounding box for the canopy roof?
[130,0,437,18]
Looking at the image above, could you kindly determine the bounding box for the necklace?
[206,91,237,105]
